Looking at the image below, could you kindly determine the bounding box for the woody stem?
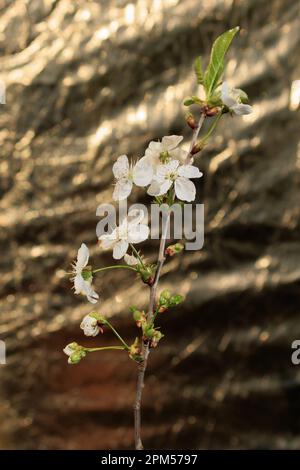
[133,111,206,450]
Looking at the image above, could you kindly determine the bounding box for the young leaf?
[204,27,239,99]
[183,95,202,106]
[194,56,204,84]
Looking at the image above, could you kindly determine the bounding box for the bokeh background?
[1,0,300,450]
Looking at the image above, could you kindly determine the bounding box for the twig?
[133,111,206,450]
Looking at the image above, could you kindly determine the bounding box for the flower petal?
[63,344,74,356]
[113,179,132,201]
[127,208,145,226]
[221,82,236,108]
[170,147,188,163]
[156,159,179,179]
[98,230,117,249]
[124,254,139,266]
[147,178,172,196]
[178,164,203,179]
[174,177,196,202]
[127,223,149,244]
[162,135,183,150]
[232,103,253,115]
[113,155,129,179]
[113,239,129,259]
[86,287,99,304]
[74,274,86,294]
[76,243,89,270]
[133,157,154,186]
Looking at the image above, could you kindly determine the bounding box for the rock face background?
[0,0,300,450]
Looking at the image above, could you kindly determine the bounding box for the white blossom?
[80,314,100,337]
[63,342,85,364]
[133,135,184,186]
[221,82,252,115]
[71,243,99,304]
[112,155,152,201]
[147,159,202,202]
[63,343,76,357]
[98,209,149,259]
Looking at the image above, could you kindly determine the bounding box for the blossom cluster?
[64,27,252,364]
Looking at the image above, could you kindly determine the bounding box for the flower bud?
[143,324,155,339]
[165,242,184,257]
[169,294,184,306]
[137,265,155,286]
[191,140,205,155]
[129,338,143,362]
[203,105,221,117]
[185,113,197,129]
[131,307,146,328]
[159,289,171,306]
[69,350,86,364]
[63,342,86,365]
[151,330,164,348]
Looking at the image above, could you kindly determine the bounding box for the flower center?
[159,151,170,163]
[81,269,93,282]
[167,171,177,181]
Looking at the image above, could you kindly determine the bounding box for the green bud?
[165,242,184,257]
[151,330,164,348]
[133,310,142,321]
[143,324,155,339]
[129,338,143,362]
[159,290,171,306]
[137,265,155,286]
[169,294,184,306]
[69,349,86,364]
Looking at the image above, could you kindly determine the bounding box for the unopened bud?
[185,113,197,129]
[165,242,184,257]
[137,265,155,286]
[191,141,205,155]
[205,106,221,117]
[151,330,164,348]
[129,338,143,362]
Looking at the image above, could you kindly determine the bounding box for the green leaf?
[194,56,204,84]
[183,95,202,106]
[204,27,239,98]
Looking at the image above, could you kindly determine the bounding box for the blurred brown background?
[0,0,300,450]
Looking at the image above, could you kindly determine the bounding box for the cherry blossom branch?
[133,111,206,450]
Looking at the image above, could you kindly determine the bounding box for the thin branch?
[133,111,206,450]
[92,265,137,274]
[85,346,125,352]
[104,319,130,350]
